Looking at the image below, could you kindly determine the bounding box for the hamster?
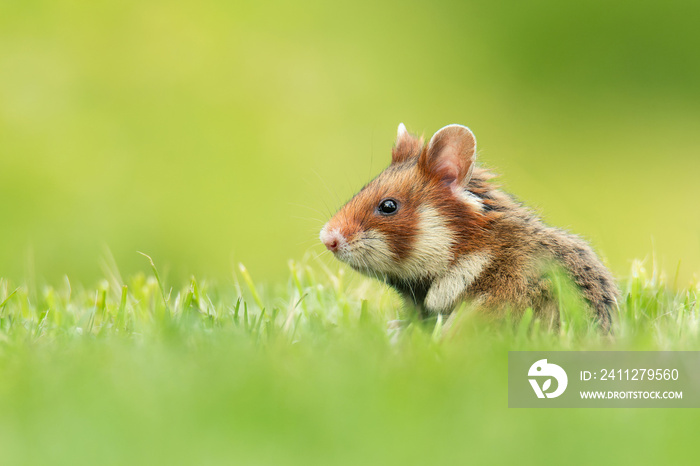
[320,123,618,331]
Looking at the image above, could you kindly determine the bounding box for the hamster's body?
[320,124,618,331]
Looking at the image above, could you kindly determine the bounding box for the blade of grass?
[238,263,264,310]
[0,288,19,314]
[138,251,170,311]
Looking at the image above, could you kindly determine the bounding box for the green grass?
[0,256,698,465]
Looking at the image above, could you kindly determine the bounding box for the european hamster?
[320,123,618,331]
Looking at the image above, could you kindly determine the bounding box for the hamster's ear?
[392,123,424,164]
[419,124,476,188]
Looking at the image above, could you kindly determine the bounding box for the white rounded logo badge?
[528,359,568,398]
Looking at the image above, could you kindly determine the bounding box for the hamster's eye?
[377,199,398,216]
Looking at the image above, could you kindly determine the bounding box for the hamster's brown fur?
[320,124,618,331]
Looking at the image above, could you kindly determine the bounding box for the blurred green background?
[1,0,699,284]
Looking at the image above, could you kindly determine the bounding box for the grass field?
[0,254,697,465]
[2,1,699,464]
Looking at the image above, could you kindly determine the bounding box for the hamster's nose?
[320,228,344,253]
[324,238,339,252]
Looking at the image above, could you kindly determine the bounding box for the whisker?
[287,202,329,218]
[311,168,343,210]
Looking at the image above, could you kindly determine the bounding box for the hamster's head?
[320,123,480,282]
